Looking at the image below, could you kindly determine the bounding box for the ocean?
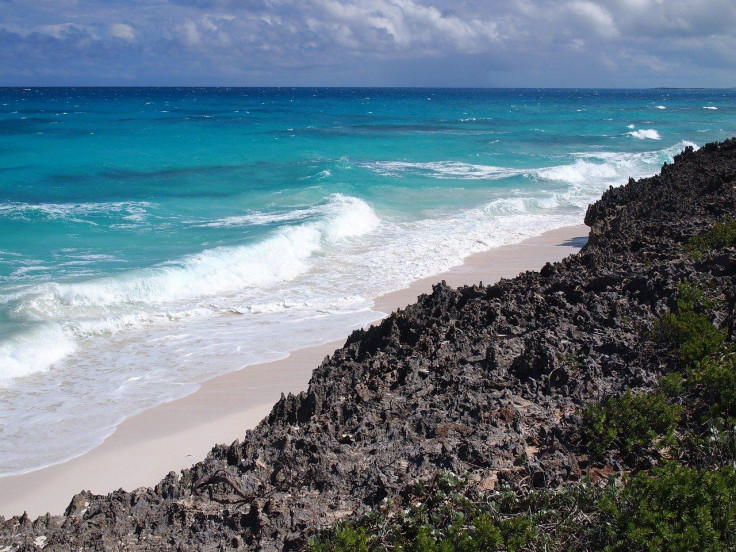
[0,87,734,476]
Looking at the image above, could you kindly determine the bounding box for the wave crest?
[627,129,661,140]
[0,194,379,383]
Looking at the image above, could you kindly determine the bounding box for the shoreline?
[0,223,588,519]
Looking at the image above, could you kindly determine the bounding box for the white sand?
[0,224,588,519]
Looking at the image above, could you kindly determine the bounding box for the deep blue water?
[0,87,734,475]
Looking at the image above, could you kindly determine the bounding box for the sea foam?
[365,160,522,180]
[21,195,377,311]
[627,129,661,140]
[0,324,77,382]
[0,194,379,385]
[0,201,153,223]
[365,142,694,191]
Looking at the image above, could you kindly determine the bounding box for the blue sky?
[2,0,735,87]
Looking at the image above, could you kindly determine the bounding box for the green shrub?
[601,463,736,552]
[463,514,502,551]
[658,310,725,366]
[688,354,736,420]
[655,282,725,367]
[499,517,534,552]
[583,391,682,461]
[407,527,453,552]
[678,416,736,468]
[659,371,683,397]
[685,215,736,258]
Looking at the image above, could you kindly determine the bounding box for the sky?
[1,0,735,87]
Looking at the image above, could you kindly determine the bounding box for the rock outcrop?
[2,139,736,551]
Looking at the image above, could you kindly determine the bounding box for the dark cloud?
[0,0,733,86]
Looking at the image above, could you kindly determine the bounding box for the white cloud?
[568,1,619,39]
[306,0,500,54]
[110,23,135,42]
[37,23,89,39]
[179,19,201,46]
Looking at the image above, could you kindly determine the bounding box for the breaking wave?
[0,194,379,384]
[627,129,661,140]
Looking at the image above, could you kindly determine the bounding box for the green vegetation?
[601,463,736,552]
[654,281,736,468]
[685,215,736,258]
[309,472,608,551]
[311,526,370,552]
[655,281,725,367]
[687,354,736,420]
[583,391,681,462]
[308,466,736,552]
[310,280,736,552]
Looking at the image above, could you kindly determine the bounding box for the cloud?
[36,23,94,40]
[568,1,619,39]
[0,0,734,86]
[304,0,500,54]
[110,23,136,42]
[178,19,201,46]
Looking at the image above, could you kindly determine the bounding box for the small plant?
[687,354,736,420]
[558,352,584,373]
[583,391,682,461]
[685,215,736,258]
[659,371,683,397]
[655,282,725,367]
[309,524,370,552]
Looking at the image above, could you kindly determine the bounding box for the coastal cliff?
[3,139,736,550]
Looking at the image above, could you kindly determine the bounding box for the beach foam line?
[365,160,523,180]
[11,194,377,313]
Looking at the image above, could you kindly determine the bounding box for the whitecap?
[0,201,153,223]
[627,129,661,140]
[27,196,377,311]
[365,160,523,180]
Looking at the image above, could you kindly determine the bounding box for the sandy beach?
[0,224,588,519]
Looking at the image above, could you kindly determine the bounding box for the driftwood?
[193,469,251,500]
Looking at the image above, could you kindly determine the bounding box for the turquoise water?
[0,87,734,475]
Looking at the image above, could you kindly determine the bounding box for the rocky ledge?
[2,139,736,550]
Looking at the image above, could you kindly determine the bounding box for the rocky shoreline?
[3,138,736,550]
